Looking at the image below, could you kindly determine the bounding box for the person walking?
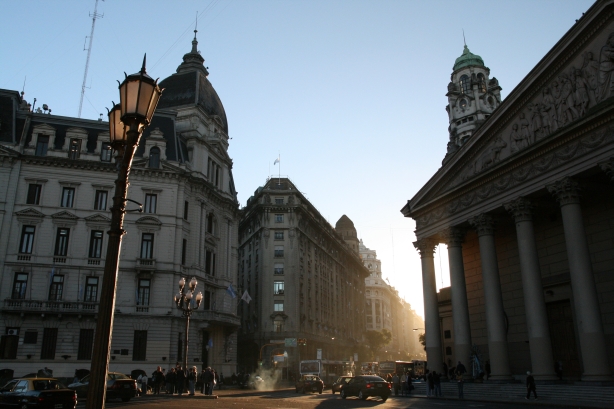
[203,367,214,395]
[392,373,400,396]
[187,367,197,395]
[400,372,407,396]
[456,369,464,399]
[526,371,538,400]
[426,371,434,397]
[219,372,224,390]
[176,366,186,396]
[433,371,442,397]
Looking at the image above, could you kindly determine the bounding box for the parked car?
[340,375,391,401]
[0,377,77,408]
[68,372,136,402]
[295,374,323,394]
[331,376,353,394]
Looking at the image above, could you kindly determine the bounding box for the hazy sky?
[0,0,596,317]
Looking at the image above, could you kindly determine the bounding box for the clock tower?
[444,45,502,162]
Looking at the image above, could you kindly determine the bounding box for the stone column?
[414,238,444,375]
[469,214,512,380]
[547,177,611,380]
[441,227,472,367]
[504,198,557,380]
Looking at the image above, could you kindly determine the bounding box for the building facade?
[0,33,241,377]
[237,178,369,374]
[402,0,614,381]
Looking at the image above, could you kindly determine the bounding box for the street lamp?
[86,56,162,409]
[175,277,203,372]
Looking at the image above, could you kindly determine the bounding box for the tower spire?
[463,29,466,47]
[191,11,199,53]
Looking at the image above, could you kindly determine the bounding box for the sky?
[0,0,596,318]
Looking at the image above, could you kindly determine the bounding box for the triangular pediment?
[84,213,111,223]
[406,6,614,222]
[51,211,79,220]
[0,145,20,157]
[15,208,45,218]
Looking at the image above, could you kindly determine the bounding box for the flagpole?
[278,152,280,185]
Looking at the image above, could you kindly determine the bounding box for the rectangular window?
[183,201,189,220]
[274,300,284,311]
[26,184,42,205]
[84,277,99,302]
[68,139,81,160]
[140,233,154,259]
[204,291,211,310]
[19,226,35,254]
[275,214,284,223]
[132,330,147,361]
[274,281,285,295]
[0,331,19,359]
[61,187,75,208]
[274,245,284,258]
[275,198,284,204]
[444,330,452,339]
[137,279,150,306]
[11,273,28,299]
[94,190,108,210]
[35,135,49,156]
[89,230,103,258]
[144,194,157,213]
[77,329,94,360]
[274,263,284,275]
[100,142,113,162]
[274,231,284,240]
[205,250,215,276]
[181,239,187,265]
[446,346,452,356]
[23,330,38,344]
[48,275,64,301]
[54,228,70,256]
[40,328,58,359]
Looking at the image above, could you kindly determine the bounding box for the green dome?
[453,45,484,71]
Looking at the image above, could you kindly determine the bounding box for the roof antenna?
[462,29,466,47]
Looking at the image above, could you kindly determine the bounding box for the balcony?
[87,258,102,265]
[3,299,98,314]
[136,258,156,270]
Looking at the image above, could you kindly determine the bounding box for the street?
[85,388,572,409]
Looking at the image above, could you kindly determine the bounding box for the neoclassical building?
[0,33,241,377]
[402,0,614,381]
[237,178,369,374]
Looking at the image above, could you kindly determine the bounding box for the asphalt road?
[87,388,565,409]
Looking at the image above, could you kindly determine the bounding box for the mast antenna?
[78,0,104,118]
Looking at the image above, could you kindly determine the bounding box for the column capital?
[599,157,614,183]
[413,238,438,258]
[547,177,581,206]
[504,197,533,222]
[469,213,495,236]
[439,227,466,247]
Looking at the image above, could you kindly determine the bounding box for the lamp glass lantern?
[119,55,162,131]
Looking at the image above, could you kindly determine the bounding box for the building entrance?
[546,300,581,379]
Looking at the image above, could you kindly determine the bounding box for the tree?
[364,329,392,360]
[418,333,426,351]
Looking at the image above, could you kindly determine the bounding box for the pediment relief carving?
[84,213,111,227]
[15,208,45,218]
[135,216,162,226]
[51,211,79,220]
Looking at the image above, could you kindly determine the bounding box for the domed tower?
[444,44,502,162]
[336,215,359,254]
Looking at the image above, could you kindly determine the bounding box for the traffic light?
[298,338,307,346]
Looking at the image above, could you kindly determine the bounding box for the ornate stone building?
[0,33,241,377]
[402,0,614,381]
[237,178,369,373]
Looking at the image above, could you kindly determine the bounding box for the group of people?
[389,372,414,396]
[137,365,223,396]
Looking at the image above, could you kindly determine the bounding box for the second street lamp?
[175,277,203,373]
[86,55,162,409]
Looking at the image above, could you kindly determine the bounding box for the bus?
[299,360,355,386]
[378,360,427,378]
[360,362,379,375]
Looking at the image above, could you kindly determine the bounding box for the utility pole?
[78,0,103,118]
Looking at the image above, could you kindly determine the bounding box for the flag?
[241,290,252,304]
[226,284,237,299]
[208,338,213,348]
[274,157,280,165]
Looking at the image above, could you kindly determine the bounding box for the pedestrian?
[456,369,464,399]
[426,370,434,397]
[392,373,400,396]
[433,371,442,397]
[203,367,214,395]
[456,361,467,376]
[400,371,407,396]
[167,368,177,394]
[152,366,163,394]
[526,371,538,400]
[407,372,413,395]
[137,373,147,396]
[188,366,197,395]
[176,366,186,396]
[485,360,491,380]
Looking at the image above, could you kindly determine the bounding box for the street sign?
[285,338,297,347]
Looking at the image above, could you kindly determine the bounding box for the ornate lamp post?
[86,56,162,409]
[174,277,203,371]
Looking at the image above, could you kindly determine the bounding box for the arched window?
[149,147,160,168]
[477,73,486,92]
[460,75,471,94]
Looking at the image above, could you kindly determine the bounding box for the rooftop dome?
[157,31,228,134]
[453,45,484,71]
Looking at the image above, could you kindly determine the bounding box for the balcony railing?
[3,299,98,313]
[137,258,156,270]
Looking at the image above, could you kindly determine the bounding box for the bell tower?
[444,45,502,162]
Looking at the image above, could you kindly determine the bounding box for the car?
[331,376,352,394]
[295,374,323,394]
[0,377,77,408]
[68,371,136,402]
[340,375,391,401]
